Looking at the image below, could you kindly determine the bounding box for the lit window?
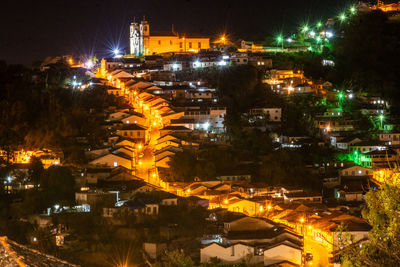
[113,162,118,167]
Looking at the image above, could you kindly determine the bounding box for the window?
[113,162,118,167]
[189,42,192,48]
[158,40,161,45]
[153,207,157,213]
[170,40,172,45]
[147,207,151,213]
[137,132,141,137]
[198,42,201,48]
[180,42,183,48]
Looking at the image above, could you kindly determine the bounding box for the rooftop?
[0,236,78,267]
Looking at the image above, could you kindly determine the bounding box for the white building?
[181,107,226,132]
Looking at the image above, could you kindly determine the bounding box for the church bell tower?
[140,18,150,56]
[130,21,140,56]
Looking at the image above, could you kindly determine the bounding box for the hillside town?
[1,1,400,266]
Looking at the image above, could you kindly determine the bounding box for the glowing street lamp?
[350,6,356,14]
[379,114,384,129]
[338,92,344,99]
[276,35,283,49]
[316,22,323,28]
[339,13,347,22]
[309,31,316,38]
[114,49,120,55]
[300,217,305,223]
[301,25,309,33]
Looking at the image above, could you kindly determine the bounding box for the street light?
[379,114,384,129]
[276,35,283,50]
[316,22,322,28]
[302,25,309,33]
[350,6,356,14]
[339,13,347,22]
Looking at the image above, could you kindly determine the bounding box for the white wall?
[263,244,302,265]
[201,243,262,264]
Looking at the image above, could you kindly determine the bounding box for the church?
[129,19,210,56]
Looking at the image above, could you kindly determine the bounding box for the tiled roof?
[0,236,79,267]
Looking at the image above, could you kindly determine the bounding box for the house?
[89,151,133,169]
[339,165,371,178]
[154,146,182,161]
[160,197,179,206]
[283,192,322,204]
[84,168,112,184]
[143,243,167,260]
[200,242,264,265]
[75,191,118,210]
[121,112,147,126]
[379,132,400,145]
[124,198,159,215]
[155,155,174,168]
[349,140,386,154]
[334,181,368,202]
[360,149,398,168]
[332,136,361,150]
[200,216,302,265]
[180,107,226,132]
[223,198,265,216]
[116,124,147,142]
[107,111,129,121]
[216,172,252,182]
[201,241,302,266]
[159,125,192,136]
[248,107,282,122]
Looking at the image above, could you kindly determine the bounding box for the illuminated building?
[373,1,400,12]
[130,19,210,56]
[0,149,60,168]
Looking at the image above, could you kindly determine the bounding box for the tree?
[28,156,44,187]
[40,166,75,205]
[155,250,194,267]
[168,151,197,182]
[340,173,400,266]
[333,11,400,111]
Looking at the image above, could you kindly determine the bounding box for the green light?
[350,7,356,14]
[339,13,346,22]
[276,35,283,43]
[316,36,321,43]
[379,114,384,120]
[338,92,344,99]
[317,22,322,28]
[302,25,309,33]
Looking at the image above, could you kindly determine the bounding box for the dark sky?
[1,0,358,65]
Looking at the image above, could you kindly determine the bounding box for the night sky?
[1,0,359,65]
